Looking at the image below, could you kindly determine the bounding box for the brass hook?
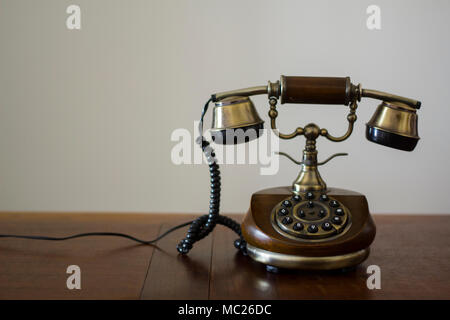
[277,152,348,166]
[317,153,348,166]
[276,152,303,165]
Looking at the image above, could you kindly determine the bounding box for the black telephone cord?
[0,222,192,244]
[176,136,246,254]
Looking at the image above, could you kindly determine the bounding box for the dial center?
[293,202,329,221]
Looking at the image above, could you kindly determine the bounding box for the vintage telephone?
[177,75,421,272]
[0,75,420,273]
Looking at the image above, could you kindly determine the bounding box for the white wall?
[0,0,449,214]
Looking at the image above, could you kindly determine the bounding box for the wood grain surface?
[0,213,449,300]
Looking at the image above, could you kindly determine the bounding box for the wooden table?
[0,213,448,300]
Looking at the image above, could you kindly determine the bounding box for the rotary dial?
[272,192,351,240]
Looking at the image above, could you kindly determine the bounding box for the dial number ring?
[271,192,351,240]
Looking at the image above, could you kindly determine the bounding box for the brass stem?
[268,97,358,192]
[292,147,327,193]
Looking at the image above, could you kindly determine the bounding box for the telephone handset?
[178,75,421,272]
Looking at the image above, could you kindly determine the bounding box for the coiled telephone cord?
[176,136,247,255]
[176,97,247,255]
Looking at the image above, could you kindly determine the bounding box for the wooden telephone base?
[241,186,376,271]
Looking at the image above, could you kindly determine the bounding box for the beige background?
[0,0,449,214]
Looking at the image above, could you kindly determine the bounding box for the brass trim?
[366,101,420,139]
[210,96,264,131]
[344,77,351,105]
[246,244,370,270]
[280,75,286,104]
[215,96,250,107]
[267,80,280,98]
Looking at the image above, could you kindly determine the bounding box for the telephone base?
[247,244,370,271]
[241,186,376,271]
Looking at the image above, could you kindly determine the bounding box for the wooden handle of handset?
[280,76,352,105]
